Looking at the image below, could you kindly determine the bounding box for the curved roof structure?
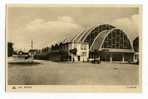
[90,28,134,52]
[72,25,96,42]
[82,24,115,42]
[65,24,134,52]
[72,24,115,44]
[90,29,110,50]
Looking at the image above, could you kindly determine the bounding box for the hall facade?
[62,24,135,62]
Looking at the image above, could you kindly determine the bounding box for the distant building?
[133,37,139,63]
[133,37,139,52]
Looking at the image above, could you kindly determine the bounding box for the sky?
[7,5,140,51]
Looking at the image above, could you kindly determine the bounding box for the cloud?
[9,15,140,50]
[12,16,82,50]
[112,14,139,41]
[57,16,75,23]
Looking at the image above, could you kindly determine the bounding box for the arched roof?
[90,28,134,52]
[63,24,134,53]
[90,30,110,50]
[81,24,115,42]
[72,24,115,43]
[72,25,96,42]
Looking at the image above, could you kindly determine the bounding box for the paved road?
[8,60,139,85]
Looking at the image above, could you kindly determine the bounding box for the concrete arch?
[81,24,115,46]
[90,28,134,51]
[90,30,109,51]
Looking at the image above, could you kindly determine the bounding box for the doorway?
[78,56,80,61]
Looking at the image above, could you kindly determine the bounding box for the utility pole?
[31,40,33,50]
[30,40,34,59]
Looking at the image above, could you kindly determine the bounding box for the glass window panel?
[101,29,132,49]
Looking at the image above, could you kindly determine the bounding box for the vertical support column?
[31,40,33,49]
[122,53,125,63]
[98,55,100,61]
[110,53,112,63]
[133,53,135,62]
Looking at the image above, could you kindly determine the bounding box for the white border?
[0,0,147,99]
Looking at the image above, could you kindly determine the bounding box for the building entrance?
[78,56,80,61]
[100,52,126,62]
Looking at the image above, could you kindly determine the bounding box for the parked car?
[89,58,101,64]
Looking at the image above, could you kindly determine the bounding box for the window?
[102,29,131,49]
[81,44,87,50]
[81,52,87,56]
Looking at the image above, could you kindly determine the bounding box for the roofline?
[81,24,116,42]
[63,41,89,45]
[99,28,134,51]
[90,30,109,50]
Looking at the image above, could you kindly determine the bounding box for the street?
[8,60,139,85]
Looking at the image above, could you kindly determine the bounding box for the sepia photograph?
[6,4,142,92]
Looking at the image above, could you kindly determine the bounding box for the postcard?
[6,4,142,92]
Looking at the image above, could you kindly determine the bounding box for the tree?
[133,37,139,52]
[8,42,14,57]
[55,44,59,50]
[59,49,69,61]
[59,42,63,49]
[51,45,55,50]
[70,48,77,55]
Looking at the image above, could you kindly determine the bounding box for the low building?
[62,42,89,62]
